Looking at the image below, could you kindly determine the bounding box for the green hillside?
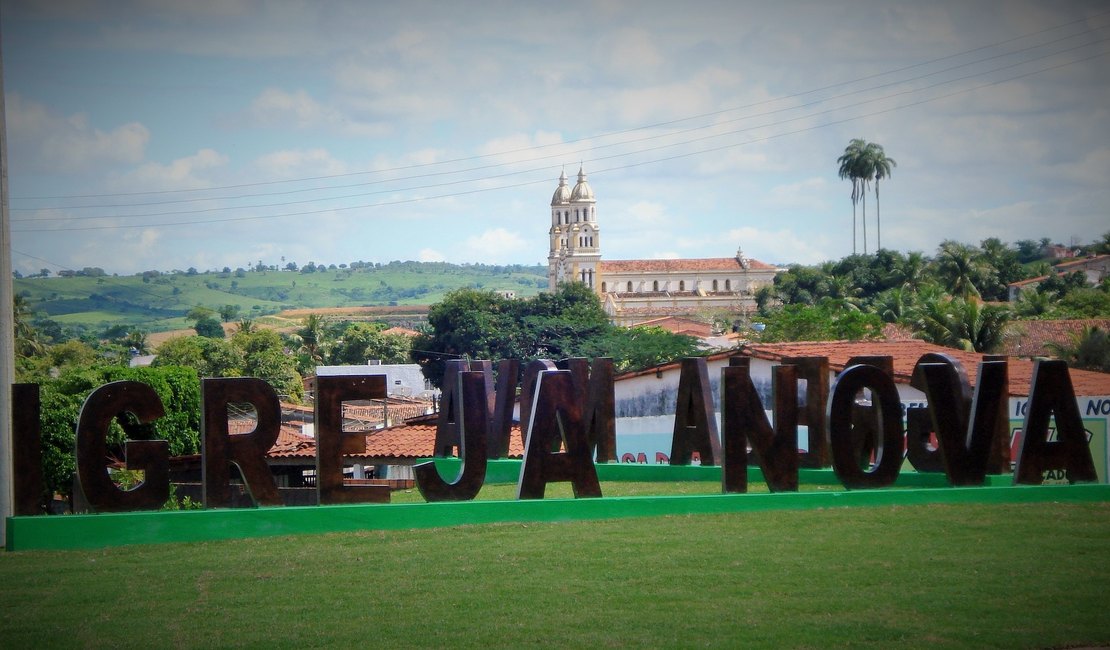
[15,261,547,335]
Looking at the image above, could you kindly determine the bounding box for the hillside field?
[15,261,547,334]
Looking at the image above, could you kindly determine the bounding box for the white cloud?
[254,148,347,179]
[725,226,833,265]
[418,248,447,262]
[764,177,832,210]
[463,228,527,262]
[116,148,228,191]
[246,87,390,137]
[7,94,149,173]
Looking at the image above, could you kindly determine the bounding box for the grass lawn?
[2,501,1107,648]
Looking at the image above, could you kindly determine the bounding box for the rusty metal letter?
[917,359,1007,486]
[415,371,489,501]
[488,359,520,459]
[13,383,45,515]
[519,358,557,451]
[557,357,617,463]
[434,359,483,457]
[828,364,904,489]
[201,377,282,508]
[316,375,390,504]
[1013,360,1098,485]
[75,380,169,512]
[670,357,721,466]
[721,364,798,493]
[517,370,602,499]
[782,356,830,468]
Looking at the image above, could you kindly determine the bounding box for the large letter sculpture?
[519,359,558,451]
[201,377,283,508]
[488,359,520,459]
[315,375,391,504]
[75,381,170,512]
[783,356,830,468]
[517,370,602,499]
[917,359,1007,486]
[1013,360,1097,485]
[434,359,491,457]
[557,357,617,463]
[721,362,798,493]
[670,357,721,466]
[828,364,904,489]
[414,371,489,501]
[12,384,45,515]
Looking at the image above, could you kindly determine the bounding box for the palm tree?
[934,240,984,300]
[868,143,896,250]
[837,139,867,255]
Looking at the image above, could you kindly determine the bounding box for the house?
[1007,254,1110,301]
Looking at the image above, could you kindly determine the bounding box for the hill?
[15,261,547,336]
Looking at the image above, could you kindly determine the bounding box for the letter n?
[75,381,169,512]
[201,377,282,508]
[415,371,488,501]
[517,370,601,499]
[1013,360,1097,485]
[670,357,720,466]
[316,375,390,504]
[721,364,798,493]
[557,357,617,462]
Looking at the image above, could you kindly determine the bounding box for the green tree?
[757,303,884,342]
[194,315,225,339]
[1046,326,1110,372]
[910,297,1010,353]
[153,336,244,377]
[933,240,987,300]
[837,138,868,254]
[218,304,241,322]
[330,323,412,365]
[869,143,896,250]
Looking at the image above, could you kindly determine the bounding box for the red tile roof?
[614,339,1110,397]
[1001,319,1110,358]
[266,420,525,461]
[737,340,1110,397]
[600,257,777,273]
[632,316,714,338]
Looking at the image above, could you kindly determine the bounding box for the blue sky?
[2,1,1108,276]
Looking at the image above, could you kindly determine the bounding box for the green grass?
[389,480,845,502]
[16,262,548,333]
[2,501,1107,649]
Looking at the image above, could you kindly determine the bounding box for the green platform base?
[8,479,1106,552]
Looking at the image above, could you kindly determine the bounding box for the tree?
[933,240,986,299]
[124,330,150,355]
[153,336,244,377]
[757,303,884,342]
[910,297,1010,353]
[1046,326,1110,373]
[330,323,412,365]
[867,143,896,250]
[218,304,241,322]
[194,315,225,339]
[837,139,868,255]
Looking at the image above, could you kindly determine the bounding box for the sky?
[1,0,1108,276]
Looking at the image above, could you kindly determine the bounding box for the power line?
[12,39,1108,233]
[10,8,1109,205]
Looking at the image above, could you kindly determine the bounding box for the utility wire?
[11,8,1109,204]
[13,40,1108,233]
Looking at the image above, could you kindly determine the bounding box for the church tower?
[547,166,601,291]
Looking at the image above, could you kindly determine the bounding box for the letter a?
[517,370,601,499]
[1014,360,1097,485]
[670,358,721,466]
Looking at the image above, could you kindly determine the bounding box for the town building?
[546,167,781,325]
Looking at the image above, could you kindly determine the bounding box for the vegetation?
[753,236,1109,353]
[412,283,704,386]
[837,138,896,254]
[13,260,548,338]
[1,502,1107,648]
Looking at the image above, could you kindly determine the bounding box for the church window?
[601,282,607,292]
[679,281,685,291]
[653,280,659,292]
[725,279,732,291]
[626,281,633,293]
[712,279,719,291]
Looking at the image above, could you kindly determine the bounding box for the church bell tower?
[547,166,601,292]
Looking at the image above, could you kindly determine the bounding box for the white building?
[547,167,781,325]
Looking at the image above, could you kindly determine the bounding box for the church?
[547,167,781,326]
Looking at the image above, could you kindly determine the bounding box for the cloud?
[7,94,149,173]
[418,248,447,262]
[245,87,390,137]
[463,228,527,262]
[253,148,347,179]
[115,148,229,191]
[724,226,833,266]
[764,177,832,210]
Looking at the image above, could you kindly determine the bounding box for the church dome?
[570,166,595,202]
[550,169,571,205]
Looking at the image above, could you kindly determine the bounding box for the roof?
[1001,319,1110,358]
[600,257,777,273]
[265,419,525,461]
[614,339,1110,397]
[1054,254,1109,271]
[631,316,714,338]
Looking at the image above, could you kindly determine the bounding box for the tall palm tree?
[868,143,896,250]
[934,240,984,300]
[837,139,867,254]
